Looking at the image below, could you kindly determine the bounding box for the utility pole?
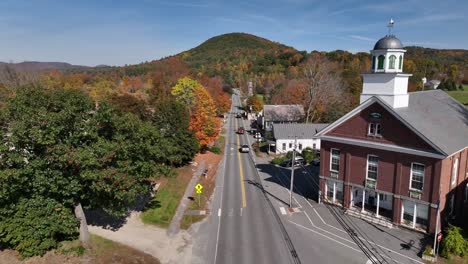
[289,136,297,208]
[433,190,441,259]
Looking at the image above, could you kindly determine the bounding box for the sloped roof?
[263,105,305,122]
[317,90,468,156]
[273,123,329,139]
[392,90,468,155]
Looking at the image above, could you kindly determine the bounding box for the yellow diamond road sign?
[195,183,203,194]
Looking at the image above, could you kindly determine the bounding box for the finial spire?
[387,18,395,35]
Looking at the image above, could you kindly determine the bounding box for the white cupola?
[360,21,412,108]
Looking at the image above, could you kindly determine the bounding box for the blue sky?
[1,0,467,66]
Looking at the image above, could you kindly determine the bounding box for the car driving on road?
[237,127,245,134]
[240,144,250,153]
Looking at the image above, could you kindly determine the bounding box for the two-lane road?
[192,93,298,264]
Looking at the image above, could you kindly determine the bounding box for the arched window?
[377,55,385,70]
[389,55,396,69]
[372,56,376,70]
[399,55,403,69]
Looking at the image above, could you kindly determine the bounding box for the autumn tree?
[171,77,219,149]
[247,95,263,112]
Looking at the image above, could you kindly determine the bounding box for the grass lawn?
[447,90,468,105]
[141,166,193,227]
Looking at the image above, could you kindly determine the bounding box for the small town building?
[272,123,328,154]
[257,105,305,131]
[317,34,468,234]
[425,80,441,90]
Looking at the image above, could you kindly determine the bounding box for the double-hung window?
[330,149,340,178]
[366,155,378,188]
[410,163,425,191]
[368,123,381,136]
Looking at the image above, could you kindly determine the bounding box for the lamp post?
[422,77,427,91]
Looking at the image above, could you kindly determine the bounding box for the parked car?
[237,127,245,134]
[312,159,320,166]
[280,159,304,168]
[240,144,250,153]
[236,113,242,118]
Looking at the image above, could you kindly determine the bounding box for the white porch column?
[412,203,417,228]
[332,182,336,203]
[324,181,327,202]
[350,188,354,207]
[376,193,380,218]
[361,189,366,212]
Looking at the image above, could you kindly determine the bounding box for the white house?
[272,123,328,154]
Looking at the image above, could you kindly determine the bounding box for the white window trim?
[368,122,382,137]
[330,148,340,173]
[409,162,425,192]
[465,183,468,203]
[366,155,379,184]
[375,123,382,136]
[451,158,459,186]
[367,123,375,136]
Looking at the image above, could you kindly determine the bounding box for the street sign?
[195,183,203,194]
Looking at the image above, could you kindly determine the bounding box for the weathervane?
[387,18,395,35]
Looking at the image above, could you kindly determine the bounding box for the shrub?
[271,156,288,165]
[441,225,468,258]
[423,245,434,256]
[286,151,294,159]
[210,146,222,154]
[301,147,316,164]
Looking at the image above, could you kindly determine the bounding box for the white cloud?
[349,35,375,42]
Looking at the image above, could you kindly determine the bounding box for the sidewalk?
[242,118,427,264]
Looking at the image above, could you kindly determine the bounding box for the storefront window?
[326,181,334,201]
[415,204,428,229]
[335,182,343,203]
[402,200,415,227]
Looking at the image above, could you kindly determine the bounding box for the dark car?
[236,113,242,118]
[312,159,320,166]
[280,159,304,168]
[237,127,245,134]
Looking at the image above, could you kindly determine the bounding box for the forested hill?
[405,46,468,65]
[180,33,307,78]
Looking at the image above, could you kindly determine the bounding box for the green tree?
[0,86,168,257]
[152,98,199,165]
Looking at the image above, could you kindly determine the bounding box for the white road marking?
[288,220,362,253]
[218,208,221,217]
[293,196,302,209]
[240,207,243,216]
[228,208,234,217]
[302,211,423,264]
[280,207,287,215]
[312,208,346,233]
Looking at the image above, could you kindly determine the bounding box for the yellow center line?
[236,118,247,208]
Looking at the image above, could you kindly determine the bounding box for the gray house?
[257,105,305,131]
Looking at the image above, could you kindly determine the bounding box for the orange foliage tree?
[172,77,220,148]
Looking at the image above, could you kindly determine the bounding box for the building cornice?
[321,135,446,159]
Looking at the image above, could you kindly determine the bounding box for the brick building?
[317,35,468,234]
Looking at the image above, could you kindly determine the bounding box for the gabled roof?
[273,123,329,140]
[317,90,468,157]
[263,105,305,122]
